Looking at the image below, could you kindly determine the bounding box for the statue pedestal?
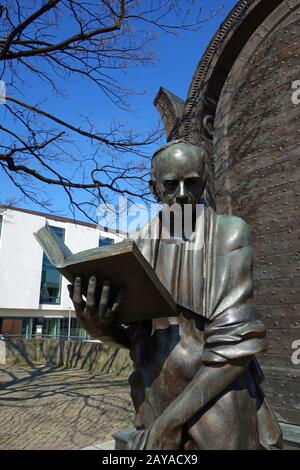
[113,428,136,450]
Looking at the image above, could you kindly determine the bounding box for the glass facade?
[39,226,64,305]
[21,318,44,338]
[99,236,113,247]
[22,318,33,338]
[44,318,60,338]
[60,317,78,338]
[20,317,88,339]
[59,317,88,339]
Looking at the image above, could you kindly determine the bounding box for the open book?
[34,225,177,323]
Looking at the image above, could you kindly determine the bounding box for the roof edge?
[0,205,127,236]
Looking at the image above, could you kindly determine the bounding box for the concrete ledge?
[82,440,115,450]
[0,338,132,377]
[113,428,136,450]
[280,422,300,450]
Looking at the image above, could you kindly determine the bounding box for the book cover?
[34,225,178,323]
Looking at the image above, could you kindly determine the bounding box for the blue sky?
[0,0,237,222]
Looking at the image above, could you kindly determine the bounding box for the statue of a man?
[69,140,282,450]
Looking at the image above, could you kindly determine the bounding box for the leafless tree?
[0,0,221,222]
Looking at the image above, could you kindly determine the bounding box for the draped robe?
[126,205,282,449]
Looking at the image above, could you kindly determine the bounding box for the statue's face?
[151,144,205,207]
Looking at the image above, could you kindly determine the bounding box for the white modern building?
[0,206,125,339]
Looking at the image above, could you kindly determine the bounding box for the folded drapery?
[129,205,282,449]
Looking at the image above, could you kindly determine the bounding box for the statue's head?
[150,140,206,207]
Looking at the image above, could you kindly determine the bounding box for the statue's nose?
[177,181,188,204]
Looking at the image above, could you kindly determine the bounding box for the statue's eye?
[185,177,200,186]
[164,180,178,191]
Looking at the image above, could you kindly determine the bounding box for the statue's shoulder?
[206,207,251,254]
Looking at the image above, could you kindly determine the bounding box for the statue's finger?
[73,277,85,313]
[86,275,97,308]
[67,284,73,300]
[111,286,125,313]
[73,277,82,301]
[99,279,111,317]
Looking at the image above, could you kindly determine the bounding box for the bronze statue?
[69,140,282,450]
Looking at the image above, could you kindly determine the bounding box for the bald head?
[150,140,206,206]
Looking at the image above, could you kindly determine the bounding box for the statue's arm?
[139,358,250,449]
[127,358,251,450]
[128,358,252,449]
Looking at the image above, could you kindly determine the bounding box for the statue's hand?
[127,417,182,450]
[146,418,182,450]
[68,276,124,338]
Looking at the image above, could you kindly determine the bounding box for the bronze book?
[34,224,177,323]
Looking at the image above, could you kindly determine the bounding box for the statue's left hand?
[127,418,182,450]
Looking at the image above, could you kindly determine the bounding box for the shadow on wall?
[0,338,132,377]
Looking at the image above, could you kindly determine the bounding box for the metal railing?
[0,333,98,342]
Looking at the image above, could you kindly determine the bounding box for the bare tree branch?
[0,0,222,222]
[0,0,61,59]
[4,95,159,149]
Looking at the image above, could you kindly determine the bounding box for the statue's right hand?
[67,276,124,338]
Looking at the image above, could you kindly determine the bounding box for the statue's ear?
[149,180,160,202]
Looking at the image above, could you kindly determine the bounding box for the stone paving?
[0,365,134,450]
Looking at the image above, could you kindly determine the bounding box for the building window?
[99,236,113,247]
[39,226,64,305]
[59,317,89,339]
[22,318,33,338]
[44,318,61,338]
[60,317,79,338]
